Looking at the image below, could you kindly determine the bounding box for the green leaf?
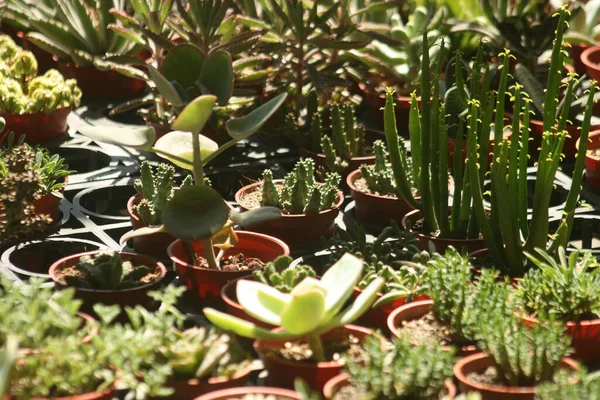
[153,131,218,170]
[0,335,17,399]
[119,225,167,246]
[230,207,281,226]
[172,95,217,133]
[280,278,326,335]
[160,44,206,89]
[236,279,292,326]
[319,254,364,322]
[198,51,233,106]
[162,186,229,241]
[226,93,287,140]
[203,308,299,340]
[148,66,184,107]
[78,126,156,149]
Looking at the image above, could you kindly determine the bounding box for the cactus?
[133,162,193,225]
[65,251,154,290]
[252,255,316,293]
[260,158,340,215]
[359,140,397,196]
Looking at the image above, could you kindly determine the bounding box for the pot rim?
[169,362,254,387]
[0,105,72,119]
[346,169,399,201]
[192,386,301,400]
[576,129,600,161]
[520,312,600,329]
[220,275,255,311]
[48,251,167,293]
[581,45,600,70]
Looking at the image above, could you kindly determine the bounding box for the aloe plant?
[203,253,385,361]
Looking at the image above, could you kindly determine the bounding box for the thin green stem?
[306,333,325,362]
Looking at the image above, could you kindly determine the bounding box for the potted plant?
[579,129,600,189]
[48,250,167,315]
[0,36,81,144]
[564,0,600,74]
[388,248,511,356]
[515,247,600,361]
[235,158,343,247]
[467,7,598,278]
[323,335,457,400]
[454,311,578,399]
[203,253,385,390]
[537,369,600,399]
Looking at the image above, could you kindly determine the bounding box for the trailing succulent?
[133,161,193,225]
[261,158,340,215]
[344,335,454,400]
[252,255,316,294]
[0,35,81,114]
[65,251,155,290]
[516,247,600,322]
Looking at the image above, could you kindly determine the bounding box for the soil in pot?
[195,253,264,271]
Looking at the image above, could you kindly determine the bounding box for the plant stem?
[295,40,304,115]
[306,333,325,362]
[202,237,219,269]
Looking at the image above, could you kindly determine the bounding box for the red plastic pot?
[194,386,301,400]
[402,209,486,254]
[521,314,600,361]
[56,60,145,99]
[48,251,167,315]
[235,182,343,247]
[387,300,478,357]
[168,232,289,301]
[254,325,373,391]
[570,42,592,75]
[528,118,599,158]
[323,373,457,399]
[578,130,600,188]
[221,276,273,329]
[347,169,415,227]
[33,177,67,223]
[581,45,600,82]
[453,353,579,400]
[0,106,71,145]
[359,82,415,135]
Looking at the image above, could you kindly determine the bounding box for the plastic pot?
[322,373,457,399]
[402,209,486,254]
[570,42,591,75]
[235,182,343,247]
[0,106,71,145]
[56,60,145,99]
[453,353,579,400]
[578,130,600,189]
[13,387,116,400]
[194,387,301,400]
[528,118,599,159]
[387,300,478,357]
[33,177,67,223]
[347,169,415,228]
[581,45,600,82]
[168,232,289,302]
[254,325,373,391]
[359,82,414,135]
[48,251,167,315]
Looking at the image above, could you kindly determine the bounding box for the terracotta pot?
[33,177,67,223]
[221,276,273,329]
[153,364,253,400]
[359,82,414,135]
[0,106,70,145]
[521,314,600,361]
[577,130,600,189]
[127,193,177,260]
[194,387,301,400]
[581,45,600,82]
[570,42,591,75]
[453,353,579,400]
[17,31,56,73]
[14,388,116,400]
[387,300,478,357]
[347,169,415,228]
[48,251,167,315]
[254,325,373,391]
[322,373,457,399]
[402,209,486,254]
[235,182,343,247]
[56,60,145,99]
[167,232,289,302]
[528,118,599,159]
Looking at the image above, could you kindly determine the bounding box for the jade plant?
[260,158,341,215]
[133,161,193,226]
[63,251,155,290]
[204,253,385,362]
[467,6,598,276]
[344,335,455,400]
[515,247,600,322]
[252,255,316,293]
[0,35,81,114]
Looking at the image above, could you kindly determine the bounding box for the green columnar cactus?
[260,158,340,215]
[359,140,396,196]
[66,251,153,290]
[133,161,193,225]
[252,255,316,293]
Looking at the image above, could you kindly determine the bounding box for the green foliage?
[65,251,154,290]
[345,335,454,400]
[565,0,600,45]
[536,370,600,400]
[260,158,340,214]
[0,0,54,31]
[516,247,600,322]
[0,35,81,114]
[359,139,398,197]
[0,335,18,400]
[252,255,316,293]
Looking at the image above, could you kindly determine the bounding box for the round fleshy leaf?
[198,50,233,106]
[226,93,287,140]
[162,185,229,241]
[172,95,216,133]
[280,277,326,335]
[78,126,155,149]
[153,130,218,170]
[161,44,206,89]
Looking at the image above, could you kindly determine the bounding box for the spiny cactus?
[260,158,340,215]
[252,255,316,293]
[133,162,193,225]
[359,140,397,196]
[0,144,50,246]
[65,251,154,290]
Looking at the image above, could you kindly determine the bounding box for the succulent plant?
[359,139,398,197]
[564,0,600,45]
[64,251,154,290]
[344,335,455,400]
[252,255,316,294]
[260,158,340,215]
[133,161,193,225]
[537,369,600,400]
[0,0,55,32]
